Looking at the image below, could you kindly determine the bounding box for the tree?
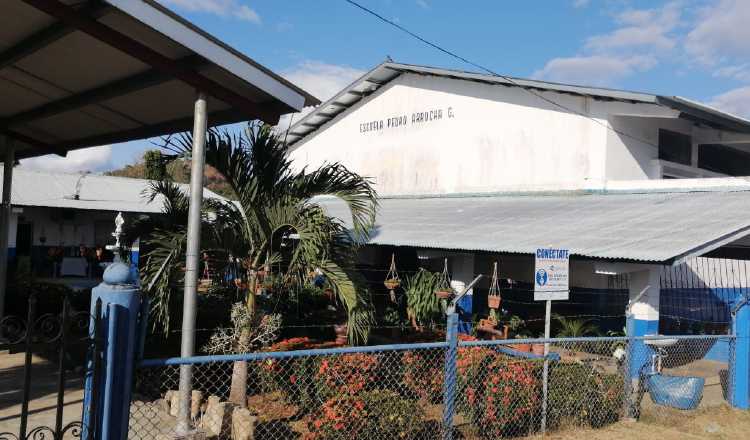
[140,122,378,406]
[144,150,167,181]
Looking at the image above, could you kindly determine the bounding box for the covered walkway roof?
[1,0,318,159]
[319,178,750,264]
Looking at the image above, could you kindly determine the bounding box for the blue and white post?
[729,293,750,409]
[450,254,475,334]
[625,267,660,416]
[83,213,142,440]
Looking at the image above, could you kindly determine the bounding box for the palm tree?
[140,122,377,405]
[554,314,600,337]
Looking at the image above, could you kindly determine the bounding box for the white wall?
[290,74,611,196]
[8,207,127,249]
[290,73,750,194]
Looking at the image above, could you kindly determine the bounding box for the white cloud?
[158,0,261,23]
[416,0,429,9]
[573,0,590,8]
[709,86,750,119]
[274,61,366,135]
[685,0,750,65]
[535,3,680,86]
[533,55,656,86]
[19,145,113,174]
[282,61,365,103]
[585,2,681,53]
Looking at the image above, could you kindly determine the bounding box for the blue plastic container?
[647,374,705,410]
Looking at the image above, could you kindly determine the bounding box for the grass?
[525,405,750,440]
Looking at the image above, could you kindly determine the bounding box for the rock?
[191,390,204,420]
[705,422,721,434]
[156,430,207,440]
[201,400,235,437]
[169,392,180,417]
[232,407,257,440]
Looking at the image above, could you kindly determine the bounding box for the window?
[699,144,750,176]
[658,129,692,166]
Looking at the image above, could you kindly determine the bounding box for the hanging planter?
[487,261,502,310]
[384,254,401,303]
[334,323,348,345]
[434,258,454,300]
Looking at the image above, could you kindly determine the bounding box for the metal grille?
[129,335,733,439]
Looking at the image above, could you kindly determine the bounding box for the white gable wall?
[289,73,715,195]
[290,74,613,196]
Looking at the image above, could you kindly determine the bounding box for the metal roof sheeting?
[317,186,750,264]
[1,0,318,159]
[2,168,224,213]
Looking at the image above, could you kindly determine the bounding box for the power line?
[343,0,666,153]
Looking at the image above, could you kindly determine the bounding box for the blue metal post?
[443,312,458,440]
[729,295,750,409]
[82,261,141,440]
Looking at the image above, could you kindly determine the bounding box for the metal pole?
[176,92,207,435]
[541,298,551,434]
[442,312,458,440]
[0,138,14,320]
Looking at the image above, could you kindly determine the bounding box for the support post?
[729,294,750,409]
[541,299,551,433]
[176,92,208,435]
[624,267,660,418]
[0,138,14,320]
[82,261,141,440]
[450,253,474,334]
[442,312,458,440]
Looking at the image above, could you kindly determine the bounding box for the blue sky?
[20,0,750,172]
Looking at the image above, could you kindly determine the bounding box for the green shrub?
[546,363,623,429]
[304,390,425,440]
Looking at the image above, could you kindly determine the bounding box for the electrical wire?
[343,0,669,153]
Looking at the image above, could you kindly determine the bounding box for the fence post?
[729,294,749,409]
[443,312,459,440]
[83,260,141,440]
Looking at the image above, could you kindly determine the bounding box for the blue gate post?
[443,312,459,440]
[82,259,141,440]
[729,294,749,409]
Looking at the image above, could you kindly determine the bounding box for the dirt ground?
[525,405,750,440]
[0,351,84,435]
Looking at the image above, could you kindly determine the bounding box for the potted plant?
[333,323,348,345]
[262,273,276,293]
[487,295,501,309]
[434,258,454,299]
[531,333,546,356]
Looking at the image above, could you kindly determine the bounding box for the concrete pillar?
[177,91,208,436]
[626,267,661,379]
[450,253,475,334]
[83,261,141,440]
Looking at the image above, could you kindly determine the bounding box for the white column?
[628,267,661,335]
[0,138,14,320]
[176,92,207,435]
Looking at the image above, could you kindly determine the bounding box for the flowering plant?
[315,353,379,399]
[465,356,539,437]
[258,337,319,405]
[304,390,424,440]
[402,334,478,402]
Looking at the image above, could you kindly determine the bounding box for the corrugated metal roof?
[317,185,750,264]
[1,0,318,159]
[286,61,750,145]
[1,168,224,213]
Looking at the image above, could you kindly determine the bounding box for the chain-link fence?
[128,334,733,439]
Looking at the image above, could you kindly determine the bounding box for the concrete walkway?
[0,351,84,436]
